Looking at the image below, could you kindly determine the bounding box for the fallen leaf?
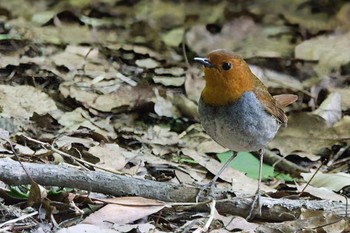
[99,196,165,206]
[250,65,303,91]
[142,125,179,146]
[153,89,180,118]
[82,197,165,226]
[56,108,116,139]
[0,85,57,119]
[54,135,98,150]
[88,144,128,171]
[59,83,153,113]
[153,76,185,87]
[296,184,345,202]
[162,27,184,47]
[187,17,294,57]
[268,112,349,155]
[261,210,347,233]
[56,223,119,233]
[313,92,342,126]
[197,140,227,154]
[301,172,350,192]
[217,151,288,181]
[295,31,350,75]
[14,144,34,156]
[173,94,199,120]
[330,87,350,111]
[185,68,205,103]
[218,215,258,232]
[155,67,185,76]
[135,58,160,69]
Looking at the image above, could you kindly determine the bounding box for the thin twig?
[327,145,350,167]
[193,199,216,233]
[1,137,35,184]
[204,199,216,230]
[182,29,189,68]
[21,134,122,175]
[299,161,324,196]
[0,211,38,228]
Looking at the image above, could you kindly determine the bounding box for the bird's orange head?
[194,49,257,106]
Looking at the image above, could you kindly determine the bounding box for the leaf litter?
[0,0,349,232]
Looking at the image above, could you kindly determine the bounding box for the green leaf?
[177,157,197,164]
[7,185,30,199]
[48,187,73,195]
[217,151,292,181]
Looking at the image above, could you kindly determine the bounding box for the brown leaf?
[82,197,165,226]
[269,112,350,155]
[88,144,128,171]
[0,85,57,119]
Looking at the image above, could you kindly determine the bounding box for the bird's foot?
[246,192,262,220]
[196,180,216,202]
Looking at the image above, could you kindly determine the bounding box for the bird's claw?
[196,181,216,202]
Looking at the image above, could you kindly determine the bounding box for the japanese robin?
[194,49,297,219]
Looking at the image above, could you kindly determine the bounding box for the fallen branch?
[0,158,347,221]
[255,149,309,176]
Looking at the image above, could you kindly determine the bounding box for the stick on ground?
[0,158,347,221]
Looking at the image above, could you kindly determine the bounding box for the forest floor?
[0,0,349,232]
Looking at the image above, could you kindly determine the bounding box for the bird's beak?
[194,57,212,68]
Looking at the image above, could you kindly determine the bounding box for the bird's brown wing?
[254,91,287,125]
[252,78,297,125]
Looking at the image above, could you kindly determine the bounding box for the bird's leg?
[196,151,238,202]
[246,149,264,220]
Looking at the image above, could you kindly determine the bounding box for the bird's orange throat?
[201,69,254,106]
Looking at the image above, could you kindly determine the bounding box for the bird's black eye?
[222,62,231,70]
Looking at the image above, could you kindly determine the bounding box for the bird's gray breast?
[198,91,280,152]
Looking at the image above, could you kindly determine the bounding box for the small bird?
[194,49,297,219]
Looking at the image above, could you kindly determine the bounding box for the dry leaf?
[135,58,160,69]
[295,31,350,75]
[187,17,294,57]
[0,85,57,119]
[313,92,342,126]
[268,112,349,155]
[88,144,128,171]
[142,125,179,146]
[153,89,180,117]
[153,76,185,87]
[296,184,345,202]
[301,172,350,192]
[82,197,165,226]
[55,135,98,150]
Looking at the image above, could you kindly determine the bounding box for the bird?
[194,49,298,219]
